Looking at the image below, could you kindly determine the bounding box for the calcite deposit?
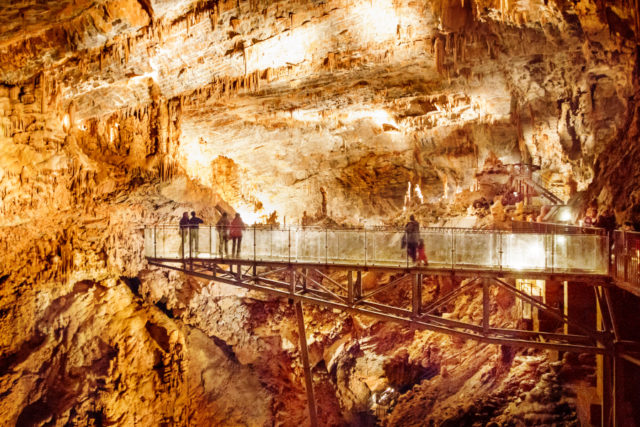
[1,0,640,425]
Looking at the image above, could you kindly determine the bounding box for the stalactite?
[435,37,445,74]
[40,72,47,114]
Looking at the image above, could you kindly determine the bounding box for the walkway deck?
[144,226,640,352]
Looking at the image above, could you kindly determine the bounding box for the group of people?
[403,215,428,265]
[178,211,246,258]
[215,212,246,258]
[179,211,204,257]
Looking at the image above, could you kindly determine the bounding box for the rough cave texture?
[1,0,640,426]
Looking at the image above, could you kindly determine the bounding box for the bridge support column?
[596,287,618,427]
[483,278,490,333]
[290,268,295,295]
[295,301,319,427]
[348,271,354,305]
[355,271,362,299]
[412,274,422,315]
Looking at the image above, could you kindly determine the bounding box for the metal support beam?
[602,354,614,427]
[148,259,616,354]
[302,268,308,292]
[295,301,319,427]
[412,274,422,315]
[289,268,295,295]
[483,278,490,334]
[596,293,616,427]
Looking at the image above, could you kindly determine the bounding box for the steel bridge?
[144,224,640,427]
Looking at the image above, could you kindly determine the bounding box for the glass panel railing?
[421,229,453,267]
[252,227,290,261]
[552,234,608,273]
[365,229,407,267]
[238,226,255,260]
[453,231,499,269]
[191,227,211,258]
[327,229,365,265]
[612,230,640,287]
[502,233,547,271]
[143,225,612,276]
[293,228,326,263]
[156,226,185,259]
[144,228,154,258]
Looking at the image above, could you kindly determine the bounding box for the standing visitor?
[189,211,204,256]
[230,213,246,258]
[216,212,230,257]
[405,215,420,263]
[179,212,190,258]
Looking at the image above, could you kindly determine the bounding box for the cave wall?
[1,0,640,425]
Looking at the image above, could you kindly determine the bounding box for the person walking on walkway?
[405,215,420,263]
[189,211,204,256]
[216,212,230,258]
[179,212,190,258]
[230,213,246,258]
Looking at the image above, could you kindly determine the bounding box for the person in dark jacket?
[230,213,246,258]
[189,211,204,255]
[179,212,190,258]
[216,212,230,257]
[405,215,420,262]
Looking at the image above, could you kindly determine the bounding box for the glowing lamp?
[516,279,546,320]
[62,114,70,131]
[559,209,572,222]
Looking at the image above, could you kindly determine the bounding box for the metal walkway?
[144,225,618,352]
[145,225,640,427]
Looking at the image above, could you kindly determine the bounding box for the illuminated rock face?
[0,0,638,425]
[1,0,635,222]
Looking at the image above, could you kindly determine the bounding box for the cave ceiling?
[0,0,637,221]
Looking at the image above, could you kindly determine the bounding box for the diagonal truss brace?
[148,259,617,355]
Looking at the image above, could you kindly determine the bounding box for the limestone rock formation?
[1,0,640,425]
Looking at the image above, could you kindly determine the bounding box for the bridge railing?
[612,230,640,291]
[144,225,610,274]
[511,221,606,235]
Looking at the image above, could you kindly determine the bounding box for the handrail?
[512,221,606,235]
[153,223,580,234]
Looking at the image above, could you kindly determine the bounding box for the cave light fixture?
[414,184,424,204]
[235,204,267,225]
[516,279,546,320]
[559,207,573,223]
[62,114,71,132]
